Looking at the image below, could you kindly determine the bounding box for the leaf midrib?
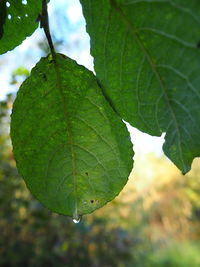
[110,0,186,171]
[52,55,78,215]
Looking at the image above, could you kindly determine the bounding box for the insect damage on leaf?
[196,40,200,48]
[0,0,41,54]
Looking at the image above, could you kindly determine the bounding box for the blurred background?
[0,0,200,266]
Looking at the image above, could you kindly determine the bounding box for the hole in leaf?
[22,0,27,5]
[90,200,94,203]
[8,14,11,20]
[85,172,88,176]
[17,16,21,20]
[42,74,47,81]
[6,2,10,7]
[25,14,28,17]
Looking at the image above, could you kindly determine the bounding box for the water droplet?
[72,216,81,224]
[73,203,81,223]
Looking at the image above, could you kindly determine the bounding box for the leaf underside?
[80,0,200,173]
[0,0,41,55]
[11,54,133,217]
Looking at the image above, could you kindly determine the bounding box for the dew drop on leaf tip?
[73,205,81,223]
[72,216,81,224]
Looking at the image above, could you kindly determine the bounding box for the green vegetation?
[0,0,41,54]
[1,94,200,266]
[1,0,199,216]
[80,0,200,173]
[11,54,133,217]
[0,6,200,266]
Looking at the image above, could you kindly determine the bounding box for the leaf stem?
[40,0,55,57]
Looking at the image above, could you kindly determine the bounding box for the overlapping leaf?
[80,0,200,173]
[11,53,133,217]
[0,0,41,54]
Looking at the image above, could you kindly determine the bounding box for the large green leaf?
[0,0,41,54]
[11,53,133,217]
[80,0,200,173]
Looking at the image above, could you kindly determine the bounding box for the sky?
[0,0,165,157]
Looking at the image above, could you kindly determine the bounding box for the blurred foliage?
[10,67,29,85]
[149,242,200,267]
[0,94,200,266]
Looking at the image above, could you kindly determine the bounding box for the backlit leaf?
[11,53,133,217]
[80,0,200,173]
[0,0,41,54]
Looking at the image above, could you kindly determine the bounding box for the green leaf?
[80,0,200,173]
[0,0,41,55]
[11,53,133,217]
[0,0,7,40]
